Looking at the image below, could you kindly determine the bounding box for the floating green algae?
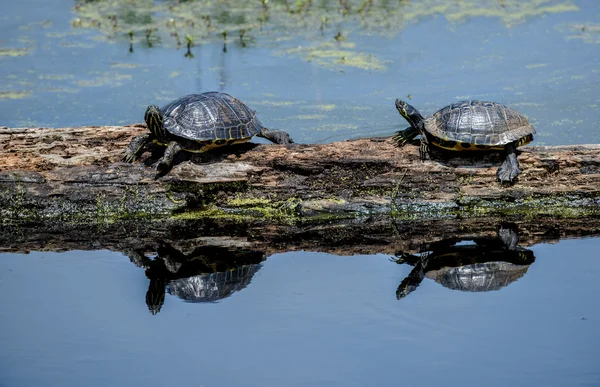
[72,0,579,40]
[319,104,336,111]
[0,90,31,99]
[76,72,133,88]
[293,114,327,120]
[526,63,549,69]
[251,100,305,107]
[0,48,31,57]
[566,24,600,44]
[37,74,76,80]
[70,0,579,70]
[283,41,388,71]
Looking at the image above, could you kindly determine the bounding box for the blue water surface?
[1,0,599,144]
[0,237,599,387]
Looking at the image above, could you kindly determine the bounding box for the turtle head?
[396,277,420,300]
[395,99,425,132]
[144,105,167,140]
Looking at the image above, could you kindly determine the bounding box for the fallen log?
[0,124,599,224]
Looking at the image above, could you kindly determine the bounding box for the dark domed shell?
[425,261,530,292]
[161,92,264,141]
[425,100,535,146]
[166,264,262,302]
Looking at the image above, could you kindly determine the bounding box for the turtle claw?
[419,142,431,161]
[390,254,407,264]
[497,143,520,184]
[154,160,170,179]
[496,163,520,184]
[496,158,520,183]
[392,127,418,147]
[392,134,409,147]
[123,153,137,163]
[123,134,152,164]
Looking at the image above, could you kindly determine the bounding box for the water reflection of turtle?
[127,243,266,314]
[392,224,535,300]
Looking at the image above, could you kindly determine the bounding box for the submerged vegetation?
[567,23,600,44]
[71,0,579,69]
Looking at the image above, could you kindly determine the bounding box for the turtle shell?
[161,92,264,141]
[166,264,263,302]
[424,100,535,146]
[425,261,531,292]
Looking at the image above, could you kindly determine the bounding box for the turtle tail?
[258,127,294,145]
[392,127,419,147]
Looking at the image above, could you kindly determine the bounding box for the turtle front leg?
[392,127,419,147]
[497,141,520,183]
[258,128,294,145]
[156,141,183,178]
[419,136,431,161]
[123,134,152,163]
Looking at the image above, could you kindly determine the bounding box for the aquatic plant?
[71,0,578,70]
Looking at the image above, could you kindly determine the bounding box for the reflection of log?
[1,125,599,223]
[1,217,599,256]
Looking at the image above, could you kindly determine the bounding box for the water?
[1,0,599,144]
[0,236,599,387]
[1,1,600,386]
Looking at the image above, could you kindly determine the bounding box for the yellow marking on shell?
[517,134,534,147]
[432,140,500,151]
[186,137,252,153]
[432,134,533,152]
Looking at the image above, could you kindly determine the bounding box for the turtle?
[127,242,266,314]
[392,224,535,300]
[123,92,294,176]
[393,99,536,183]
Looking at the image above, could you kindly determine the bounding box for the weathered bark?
[1,124,599,224]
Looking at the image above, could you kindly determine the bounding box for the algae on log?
[0,124,599,224]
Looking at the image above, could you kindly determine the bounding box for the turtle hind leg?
[258,128,294,145]
[155,141,183,179]
[497,223,519,251]
[146,276,166,315]
[497,141,520,183]
[392,127,419,147]
[123,134,152,163]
